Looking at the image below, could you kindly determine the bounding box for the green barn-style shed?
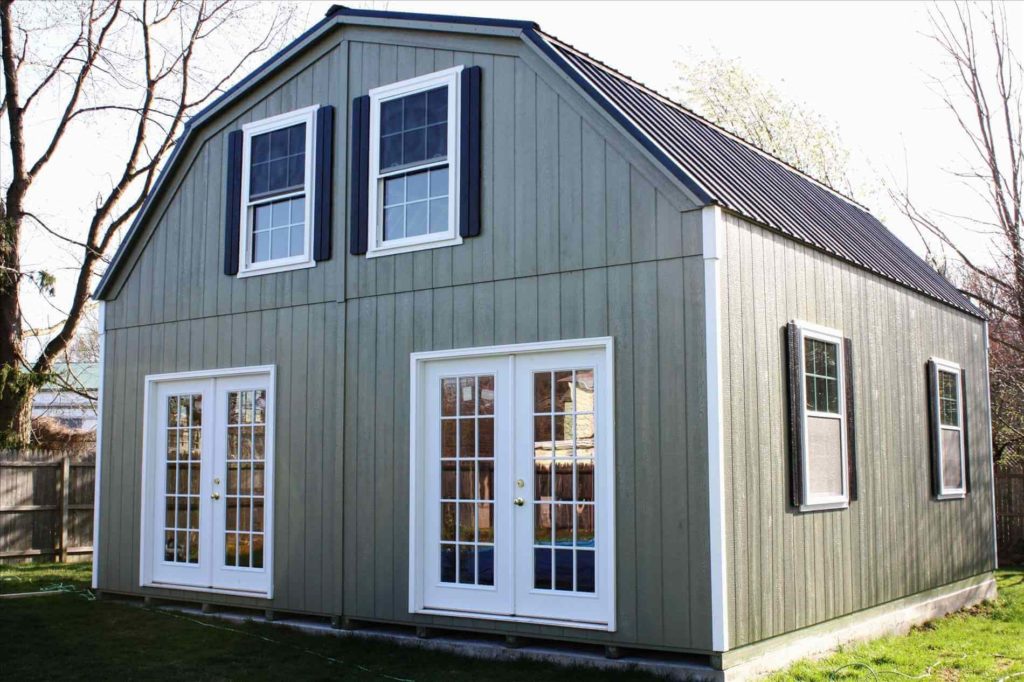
[92,7,997,679]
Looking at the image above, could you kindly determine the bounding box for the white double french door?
[143,369,274,596]
[414,341,614,629]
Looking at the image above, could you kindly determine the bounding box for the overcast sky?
[17,0,1022,339]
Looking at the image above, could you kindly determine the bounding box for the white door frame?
[139,365,276,598]
[408,337,616,631]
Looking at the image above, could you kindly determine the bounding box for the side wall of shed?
[719,212,997,648]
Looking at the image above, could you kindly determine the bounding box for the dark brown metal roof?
[532,31,982,319]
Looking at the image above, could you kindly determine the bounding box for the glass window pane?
[405,200,428,237]
[268,159,288,192]
[441,378,457,416]
[459,377,476,416]
[576,550,595,593]
[251,134,269,163]
[554,371,574,412]
[458,545,476,584]
[477,460,494,500]
[425,122,447,160]
[270,229,288,260]
[406,170,428,202]
[534,460,551,501]
[477,545,494,586]
[402,128,426,166]
[384,176,404,206]
[942,429,963,489]
[380,134,403,170]
[477,418,493,458]
[250,162,269,196]
[478,375,494,415]
[441,503,455,540]
[270,129,289,158]
[429,198,448,234]
[426,86,447,124]
[289,224,304,257]
[404,92,427,128]
[806,415,843,498]
[430,167,449,198]
[554,548,573,591]
[440,544,456,583]
[459,419,475,458]
[381,99,403,135]
[383,206,404,241]
[534,548,552,589]
[534,372,552,413]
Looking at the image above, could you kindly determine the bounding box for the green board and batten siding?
[98,24,715,653]
[719,212,996,649]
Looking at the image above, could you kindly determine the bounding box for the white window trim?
[932,357,967,500]
[366,65,463,258]
[407,337,616,631]
[794,320,850,512]
[238,105,318,277]
[138,364,276,599]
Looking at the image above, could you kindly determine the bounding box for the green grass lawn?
[770,568,1024,681]
[2,564,1022,680]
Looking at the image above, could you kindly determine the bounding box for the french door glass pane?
[224,389,267,569]
[164,394,202,564]
[439,374,495,586]
[532,369,596,593]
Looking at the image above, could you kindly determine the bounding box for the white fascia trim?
[91,301,106,590]
[702,205,729,652]
[984,323,998,565]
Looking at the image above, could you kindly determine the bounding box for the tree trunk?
[0,381,34,445]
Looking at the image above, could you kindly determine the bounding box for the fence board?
[995,463,1024,567]
[0,450,95,564]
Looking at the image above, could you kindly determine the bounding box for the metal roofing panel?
[536,31,981,318]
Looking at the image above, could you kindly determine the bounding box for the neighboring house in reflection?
[32,362,100,431]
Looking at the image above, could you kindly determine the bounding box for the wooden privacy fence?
[0,450,95,563]
[996,462,1024,567]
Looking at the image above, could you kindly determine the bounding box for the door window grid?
[164,394,202,564]
[532,369,596,593]
[225,389,267,569]
[439,374,495,587]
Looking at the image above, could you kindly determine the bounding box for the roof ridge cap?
[536,29,875,215]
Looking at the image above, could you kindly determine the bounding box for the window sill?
[237,258,316,278]
[799,499,849,513]
[936,491,966,501]
[367,233,463,258]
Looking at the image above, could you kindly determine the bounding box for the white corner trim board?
[91,301,106,590]
[702,204,729,652]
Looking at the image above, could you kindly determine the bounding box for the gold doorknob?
[211,492,221,500]
[513,497,525,507]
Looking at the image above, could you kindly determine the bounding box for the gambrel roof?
[95,5,983,319]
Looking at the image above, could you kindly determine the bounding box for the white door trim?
[139,365,276,598]
[408,337,616,631]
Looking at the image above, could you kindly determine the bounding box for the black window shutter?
[223,130,243,275]
[459,66,482,238]
[961,368,971,494]
[349,95,370,256]
[926,359,942,497]
[785,322,804,508]
[314,105,335,261]
[844,338,858,501]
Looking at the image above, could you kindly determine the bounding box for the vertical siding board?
[374,45,398,297]
[450,50,476,287]
[514,277,538,344]
[513,61,538,278]
[583,268,608,338]
[632,261,663,644]
[655,191,682,260]
[657,258,689,645]
[492,55,516,281]
[559,271,584,340]
[342,300,360,611]
[472,282,495,347]
[432,287,454,350]
[494,278,516,343]
[605,147,631,266]
[581,124,608,270]
[537,274,560,341]
[453,284,474,349]
[536,78,559,275]
[355,297,377,615]
[374,295,396,618]
[388,46,417,293]
[630,169,657,263]
[471,53,495,284]
[607,264,638,641]
[305,304,326,611]
[392,292,415,613]
[557,103,583,272]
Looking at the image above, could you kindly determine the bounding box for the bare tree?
[0,0,295,444]
[672,52,875,204]
[891,1,1023,464]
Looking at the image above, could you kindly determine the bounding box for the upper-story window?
[367,66,463,257]
[239,106,318,276]
[929,358,967,499]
